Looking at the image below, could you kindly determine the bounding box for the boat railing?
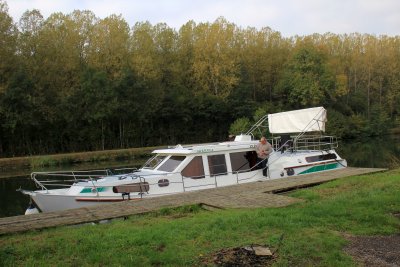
[138,169,261,194]
[29,137,337,194]
[245,115,268,137]
[31,163,259,199]
[31,167,138,191]
[293,135,338,151]
[271,135,338,152]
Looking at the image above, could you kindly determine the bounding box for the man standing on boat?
[256,136,273,177]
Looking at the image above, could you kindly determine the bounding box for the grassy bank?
[1,169,399,266]
[0,146,161,172]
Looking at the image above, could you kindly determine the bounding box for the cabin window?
[158,156,186,172]
[305,153,337,163]
[143,155,166,169]
[182,156,205,179]
[230,151,257,172]
[208,154,227,176]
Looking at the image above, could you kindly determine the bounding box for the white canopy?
[268,107,327,134]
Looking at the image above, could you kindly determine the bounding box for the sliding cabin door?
[229,151,259,183]
[181,156,215,191]
[207,154,233,187]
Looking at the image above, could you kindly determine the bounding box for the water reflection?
[0,177,35,218]
[338,135,400,169]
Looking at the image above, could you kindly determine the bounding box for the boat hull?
[267,150,347,179]
[25,156,346,213]
[26,191,143,212]
[21,133,347,213]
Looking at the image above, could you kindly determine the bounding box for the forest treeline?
[0,1,399,156]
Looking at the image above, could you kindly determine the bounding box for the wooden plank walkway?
[0,167,386,235]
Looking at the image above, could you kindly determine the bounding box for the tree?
[191,17,239,98]
[239,27,288,102]
[0,0,18,154]
[278,43,335,107]
[0,0,17,89]
[18,9,43,60]
[130,21,160,81]
[229,117,251,135]
[0,68,39,154]
[71,68,116,150]
[87,14,130,80]
[68,10,97,64]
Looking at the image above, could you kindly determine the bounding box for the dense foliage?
[0,1,399,156]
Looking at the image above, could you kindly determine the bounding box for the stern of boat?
[268,149,347,179]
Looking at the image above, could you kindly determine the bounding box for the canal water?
[1,135,399,218]
[0,160,142,218]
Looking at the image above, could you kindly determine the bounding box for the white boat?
[21,107,347,213]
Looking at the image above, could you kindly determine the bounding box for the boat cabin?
[141,138,262,190]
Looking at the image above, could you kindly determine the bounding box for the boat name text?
[196,148,213,153]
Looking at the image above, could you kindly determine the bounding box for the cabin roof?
[152,140,259,155]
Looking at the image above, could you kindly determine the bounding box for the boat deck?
[0,167,386,235]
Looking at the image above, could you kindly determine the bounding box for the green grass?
[1,169,399,266]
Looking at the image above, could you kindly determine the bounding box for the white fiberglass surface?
[37,188,70,195]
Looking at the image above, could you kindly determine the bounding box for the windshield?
[142,155,166,169]
[158,156,186,172]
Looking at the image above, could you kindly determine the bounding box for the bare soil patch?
[344,234,400,266]
[202,245,276,267]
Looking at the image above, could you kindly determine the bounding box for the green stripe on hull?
[299,163,339,175]
[80,187,106,193]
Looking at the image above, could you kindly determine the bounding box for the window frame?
[208,154,228,176]
[142,155,167,170]
[181,156,205,179]
[230,150,257,173]
[157,155,186,172]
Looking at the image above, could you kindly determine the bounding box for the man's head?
[260,136,267,144]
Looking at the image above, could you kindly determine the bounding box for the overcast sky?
[6,0,400,37]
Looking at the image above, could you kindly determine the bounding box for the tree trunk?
[252,74,256,101]
[367,67,371,119]
[119,119,123,148]
[101,120,105,150]
[379,77,383,107]
[354,68,357,93]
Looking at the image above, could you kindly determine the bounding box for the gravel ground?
[344,234,400,267]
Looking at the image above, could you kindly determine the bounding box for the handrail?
[293,135,337,151]
[31,163,263,192]
[31,167,138,190]
[245,114,268,136]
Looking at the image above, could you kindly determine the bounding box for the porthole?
[158,179,169,187]
[287,168,295,176]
